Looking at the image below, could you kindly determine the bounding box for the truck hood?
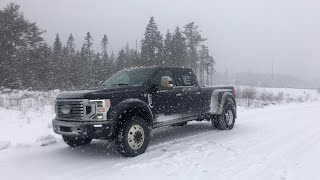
[56,85,148,99]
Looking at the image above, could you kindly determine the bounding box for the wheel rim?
[225,110,234,126]
[127,124,145,150]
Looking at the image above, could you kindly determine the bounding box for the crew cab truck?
[52,67,237,157]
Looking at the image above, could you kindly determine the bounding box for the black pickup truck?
[52,67,237,157]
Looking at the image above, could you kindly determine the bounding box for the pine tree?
[92,53,103,86]
[65,33,76,55]
[171,27,187,67]
[140,17,164,66]
[100,34,111,80]
[80,32,94,88]
[70,51,82,89]
[81,32,94,60]
[49,34,64,89]
[183,22,207,74]
[29,43,51,89]
[116,49,126,72]
[53,34,63,54]
[199,45,215,86]
[101,34,109,56]
[0,3,45,88]
[124,42,136,68]
[109,51,116,74]
[64,33,76,89]
[132,51,141,68]
[163,30,172,66]
[206,56,215,86]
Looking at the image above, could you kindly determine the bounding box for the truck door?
[150,69,184,124]
[173,69,202,118]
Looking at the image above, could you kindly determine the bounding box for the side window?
[154,70,176,87]
[174,69,197,86]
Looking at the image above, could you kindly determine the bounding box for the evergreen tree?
[132,51,141,68]
[101,34,109,56]
[124,42,136,68]
[109,51,116,74]
[80,32,94,88]
[199,45,215,86]
[171,27,187,67]
[116,49,126,72]
[0,3,45,88]
[140,17,163,66]
[28,43,51,89]
[101,34,111,80]
[65,33,76,55]
[49,34,63,89]
[92,53,103,86]
[183,22,207,74]
[64,33,76,89]
[163,30,172,66]
[70,51,82,89]
[53,34,63,53]
[81,32,94,60]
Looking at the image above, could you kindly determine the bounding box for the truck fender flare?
[218,92,237,118]
[210,90,236,115]
[110,99,154,133]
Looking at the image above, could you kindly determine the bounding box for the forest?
[0,3,215,90]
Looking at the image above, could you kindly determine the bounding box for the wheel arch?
[110,98,154,135]
[218,92,237,118]
[210,90,236,117]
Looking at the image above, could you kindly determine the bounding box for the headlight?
[89,99,111,120]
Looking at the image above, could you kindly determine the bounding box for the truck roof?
[126,66,193,71]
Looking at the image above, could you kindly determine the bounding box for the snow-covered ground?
[0,87,319,180]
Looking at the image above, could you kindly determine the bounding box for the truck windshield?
[101,68,155,87]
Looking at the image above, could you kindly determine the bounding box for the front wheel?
[62,136,92,147]
[213,104,236,130]
[115,116,150,157]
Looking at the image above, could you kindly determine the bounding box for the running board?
[153,115,199,128]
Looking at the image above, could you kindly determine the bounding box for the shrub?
[259,91,274,102]
[275,92,284,102]
[241,87,257,100]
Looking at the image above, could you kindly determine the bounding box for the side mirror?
[161,76,174,90]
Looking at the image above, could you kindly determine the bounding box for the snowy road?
[1,102,320,180]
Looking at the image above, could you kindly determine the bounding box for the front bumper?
[52,118,113,139]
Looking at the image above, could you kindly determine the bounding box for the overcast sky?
[1,0,320,80]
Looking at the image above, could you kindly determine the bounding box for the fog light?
[92,113,104,120]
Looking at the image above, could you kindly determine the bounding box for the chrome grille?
[57,100,84,120]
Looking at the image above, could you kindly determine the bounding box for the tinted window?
[153,69,176,87]
[174,69,197,86]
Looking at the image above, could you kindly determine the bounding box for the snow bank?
[0,141,10,150]
[0,90,59,148]
[235,86,318,108]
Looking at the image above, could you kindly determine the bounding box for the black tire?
[62,136,92,147]
[172,122,188,127]
[115,116,150,157]
[213,104,236,130]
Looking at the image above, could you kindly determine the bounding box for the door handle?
[176,93,182,97]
